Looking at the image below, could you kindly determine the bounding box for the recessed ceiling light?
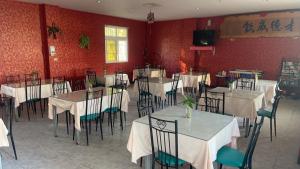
[196,7,200,10]
[96,0,102,3]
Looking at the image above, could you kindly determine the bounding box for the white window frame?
[105,25,128,63]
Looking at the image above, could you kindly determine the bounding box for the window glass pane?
[106,40,117,62]
[105,27,116,37]
[117,28,127,37]
[118,40,128,62]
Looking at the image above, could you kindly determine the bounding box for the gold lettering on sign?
[220,11,300,38]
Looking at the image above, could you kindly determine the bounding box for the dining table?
[48,87,130,144]
[179,72,211,88]
[127,106,240,169]
[0,80,71,121]
[255,80,277,104]
[0,119,9,169]
[97,73,131,87]
[133,77,184,100]
[132,68,166,81]
[208,87,265,136]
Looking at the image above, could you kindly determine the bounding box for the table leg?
[144,155,152,169]
[75,130,80,145]
[53,106,58,137]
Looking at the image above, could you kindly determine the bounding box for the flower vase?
[185,107,192,118]
[229,82,234,92]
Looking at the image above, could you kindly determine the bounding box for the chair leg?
[85,120,89,146]
[99,118,103,140]
[120,111,123,131]
[26,103,30,121]
[189,164,193,169]
[10,133,17,160]
[72,117,75,141]
[140,157,143,167]
[65,112,69,135]
[40,100,43,118]
[89,121,92,134]
[219,164,223,169]
[270,118,273,142]
[274,117,277,137]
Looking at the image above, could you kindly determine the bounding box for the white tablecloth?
[256,80,277,104]
[0,80,71,108]
[0,119,9,147]
[48,87,130,131]
[209,87,265,121]
[102,74,130,87]
[179,72,211,88]
[132,68,166,81]
[133,78,183,100]
[127,106,240,169]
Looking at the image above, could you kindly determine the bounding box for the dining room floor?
[1,86,300,169]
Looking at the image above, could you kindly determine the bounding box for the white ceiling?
[19,0,300,21]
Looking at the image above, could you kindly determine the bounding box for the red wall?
[0,0,45,82]
[45,5,146,79]
[0,0,146,83]
[147,17,300,84]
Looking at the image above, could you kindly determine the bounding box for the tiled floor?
[1,86,300,169]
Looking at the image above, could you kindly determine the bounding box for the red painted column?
[39,4,50,79]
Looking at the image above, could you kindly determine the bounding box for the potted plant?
[182,95,195,118]
[47,22,61,39]
[79,34,90,49]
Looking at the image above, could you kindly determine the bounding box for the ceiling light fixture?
[143,3,159,24]
[96,0,102,4]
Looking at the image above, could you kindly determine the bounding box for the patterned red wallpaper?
[147,17,300,84]
[0,0,45,83]
[45,5,146,79]
[0,0,146,83]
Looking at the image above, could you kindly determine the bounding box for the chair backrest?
[275,79,282,96]
[108,86,124,112]
[6,75,21,85]
[24,72,39,81]
[84,88,103,121]
[205,90,225,114]
[171,74,180,92]
[136,76,150,102]
[0,96,13,133]
[52,77,68,96]
[200,72,208,85]
[86,70,97,87]
[243,116,265,168]
[236,78,254,91]
[271,95,281,117]
[25,78,41,101]
[148,115,179,168]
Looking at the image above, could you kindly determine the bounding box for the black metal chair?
[71,78,86,91]
[148,115,192,169]
[102,85,124,135]
[52,77,71,135]
[165,74,180,106]
[205,90,225,115]
[25,78,43,120]
[115,71,128,89]
[24,72,39,81]
[73,89,104,145]
[235,77,255,91]
[257,94,281,141]
[0,96,17,160]
[6,75,21,85]
[216,117,265,169]
[86,70,100,87]
[195,81,207,111]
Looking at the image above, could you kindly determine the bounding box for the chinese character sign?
[221,12,300,38]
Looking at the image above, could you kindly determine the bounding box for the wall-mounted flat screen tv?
[193,30,215,46]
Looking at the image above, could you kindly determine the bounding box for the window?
[105,25,128,63]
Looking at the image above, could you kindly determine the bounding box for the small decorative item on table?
[183,95,195,118]
[159,69,163,83]
[226,75,235,92]
[103,65,107,75]
[189,67,193,75]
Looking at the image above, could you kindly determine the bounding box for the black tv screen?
[193,30,215,46]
